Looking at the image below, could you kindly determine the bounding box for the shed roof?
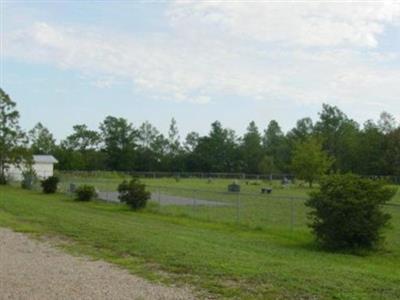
[33,155,58,164]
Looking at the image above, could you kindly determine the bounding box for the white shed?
[7,155,58,181]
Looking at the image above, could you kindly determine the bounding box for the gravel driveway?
[0,228,195,300]
[97,191,230,207]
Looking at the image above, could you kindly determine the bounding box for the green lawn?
[1,185,400,299]
[56,173,400,230]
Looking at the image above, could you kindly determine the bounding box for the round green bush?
[41,176,59,194]
[306,174,396,251]
[75,185,97,201]
[118,178,150,210]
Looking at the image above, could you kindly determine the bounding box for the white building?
[7,155,58,180]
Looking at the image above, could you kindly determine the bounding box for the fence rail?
[55,170,295,181]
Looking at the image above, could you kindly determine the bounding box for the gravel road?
[0,228,195,300]
[97,191,230,207]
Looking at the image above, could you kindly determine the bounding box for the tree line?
[2,88,400,179]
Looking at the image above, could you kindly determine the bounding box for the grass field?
[56,172,400,230]
[1,184,400,299]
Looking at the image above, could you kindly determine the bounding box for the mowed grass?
[57,174,400,229]
[1,185,400,299]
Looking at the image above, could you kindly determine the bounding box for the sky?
[1,0,400,141]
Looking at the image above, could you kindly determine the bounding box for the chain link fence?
[6,170,400,231]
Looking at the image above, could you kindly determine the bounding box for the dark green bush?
[306,174,396,251]
[0,173,7,185]
[41,176,59,194]
[118,178,150,210]
[75,185,97,201]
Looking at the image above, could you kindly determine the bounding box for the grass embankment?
[1,185,400,299]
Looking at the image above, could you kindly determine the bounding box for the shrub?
[0,173,7,185]
[118,178,150,210]
[41,176,59,194]
[75,185,97,201]
[306,174,396,251]
[21,168,37,190]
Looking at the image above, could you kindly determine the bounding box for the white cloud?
[3,1,400,111]
[168,0,400,48]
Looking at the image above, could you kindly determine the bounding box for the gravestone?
[228,183,241,192]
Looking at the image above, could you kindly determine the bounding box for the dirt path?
[0,228,196,300]
[97,191,230,207]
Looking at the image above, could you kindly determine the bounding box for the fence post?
[290,197,294,231]
[236,192,240,225]
[158,187,161,211]
[193,189,197,215]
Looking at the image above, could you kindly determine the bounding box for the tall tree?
[167,118,180,155]
[184,132,200,153]
[291,137,333,187]
[166,118,183,171]
[136,121,164,171]
[29,122,56,154]
[287,118,314,143]
[241,121,263,173]
[263,120,290,172]
[378,112,397,135]
[354,120,386,175]
[314,104,359,172]
[385,128,400,176]
[192,121,240,172]
[63,124,101,151]
[0,89,28,184]
[99,116,138,171]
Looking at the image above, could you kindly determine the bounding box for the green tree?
[258,155,276,175]
[63,124,101,151]
[0,89,28,184]
[263,120,290,172]
[241,121,263,173]
[167,118,181,155]
[29,122,56,154]
[307,174,395,250]
[136,121,166,171]
[378,111,396,135]
[287,117,314,143]
[385,128,400,176]
[314,104,360,172]
[166,118,183,171]
[100,116,138,171]
[192,121,240,172]
[291,137,333,187]
[59,124,104,171]
[356,120,386,175]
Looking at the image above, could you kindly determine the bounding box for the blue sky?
[2,0,400,141]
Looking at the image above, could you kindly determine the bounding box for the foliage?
[100,116,138,171]
[291,137,333,187]
[41,176,59,194]
[21,165,37,190]
[241,121,263,173]
[75,185,97,201]
[29,122,56,154]
[3,87,400,177]
[0,89,29,184]
[118,178,150,210]
[258,155,275,175]
[306,174,396,251]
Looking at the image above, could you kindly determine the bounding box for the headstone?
[228,183,241,192]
